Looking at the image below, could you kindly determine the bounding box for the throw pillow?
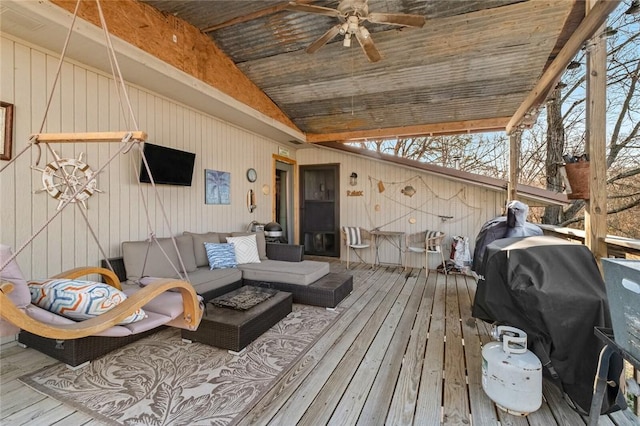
[184,232,219,267]
[122,238,181,282]
[232,231,267,260]
[28,279,146,324]
[343,226,362,245]
[175,235,198,272]
[426,230,443,252]
[226,234,261,264]
[204,242,237,269]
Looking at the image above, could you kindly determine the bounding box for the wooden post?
[584,0,608,264]
[508,130,521,202]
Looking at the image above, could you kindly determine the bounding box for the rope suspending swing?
[1,0,195,312]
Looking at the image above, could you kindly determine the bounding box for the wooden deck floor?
[1,259,638,425]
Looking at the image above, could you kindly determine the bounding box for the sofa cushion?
[216,232,232,242]
[204,243,237,269]
[122,238,183,282]
[184,232,220,267]
[175,235,198,272]
[0,244,32,309]
[28,279,146,324]
[25,304,134,337]
[238,260,330,286]
[226,234,261,264]
[185,268,243,295]
[232,231,267,260]
[122,287,189,320]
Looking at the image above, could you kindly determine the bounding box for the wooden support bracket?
[31,131,147,143]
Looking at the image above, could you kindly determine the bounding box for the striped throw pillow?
[204,242,237,269]
[343,226,362,245]
[426,230,442,252]
[28,279,146,324]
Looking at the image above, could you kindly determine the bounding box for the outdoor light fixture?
[350,172,358,186]
[626,0,640,15]
[343,32,352,47]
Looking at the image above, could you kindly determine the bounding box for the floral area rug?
[19,304,340,425]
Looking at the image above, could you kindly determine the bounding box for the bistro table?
[370,230,404,267]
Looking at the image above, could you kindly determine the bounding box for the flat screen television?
[139,142,196,186]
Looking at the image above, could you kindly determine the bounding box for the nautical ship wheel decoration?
[34,151,102,210]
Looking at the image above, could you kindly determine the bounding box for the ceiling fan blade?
[355,26,381,63]
[285,2,343,18]
[367,12,426,28]
[306,24,342,54]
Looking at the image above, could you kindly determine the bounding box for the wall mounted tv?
[139,143,196,186]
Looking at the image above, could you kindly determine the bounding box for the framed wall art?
[0,102,14,161]
[205,169,231,205]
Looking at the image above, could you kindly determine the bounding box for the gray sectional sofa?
[17,231,352,367]
[117,231,342,306]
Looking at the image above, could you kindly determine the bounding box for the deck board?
[296,270,408,425]
[414,271,447,424]
[381,268,434,426]
[458,274,500,425]
[328,271,420,424]
[1,258,639,425]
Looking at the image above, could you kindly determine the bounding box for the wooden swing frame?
[1,267,203,341]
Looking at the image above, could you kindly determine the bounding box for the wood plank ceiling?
[139,0,584,141]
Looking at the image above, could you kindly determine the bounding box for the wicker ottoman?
[181,288,292,353]
[245,272,353,308]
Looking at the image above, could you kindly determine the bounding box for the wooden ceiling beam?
[202,1,314,33]
[305,117,510,143]
[505,0,621,135]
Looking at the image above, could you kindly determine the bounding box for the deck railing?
[538,224,640,416]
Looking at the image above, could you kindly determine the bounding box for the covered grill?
[473,236,626,415]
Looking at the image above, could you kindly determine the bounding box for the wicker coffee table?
[181,287,292,353]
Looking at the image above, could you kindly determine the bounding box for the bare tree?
[352,5,639,238]
[354,133,509,178]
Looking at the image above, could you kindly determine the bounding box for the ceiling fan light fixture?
[343,33,352,47]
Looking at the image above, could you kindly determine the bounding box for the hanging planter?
[561,154,590,200]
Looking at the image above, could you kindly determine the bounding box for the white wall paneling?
[1,32,505,276]
[0,35,290,280]
[296,147,504,269]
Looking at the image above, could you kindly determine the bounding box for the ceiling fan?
[286,0,425,62]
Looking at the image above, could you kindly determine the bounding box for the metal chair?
[341,226,372,269]
[404,230,446,273]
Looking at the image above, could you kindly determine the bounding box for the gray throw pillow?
[175,234,198,272]
[122,238,181,282]
[184,232,219,267]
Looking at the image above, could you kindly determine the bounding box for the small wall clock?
[246,168,257,182]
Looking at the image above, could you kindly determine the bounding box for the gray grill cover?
[472,236,624,415]
[471,201,542,275]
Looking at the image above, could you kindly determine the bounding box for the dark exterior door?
[300,164,340,257]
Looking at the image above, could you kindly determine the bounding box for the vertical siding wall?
[296,147,505,268]
[0,35,284,280]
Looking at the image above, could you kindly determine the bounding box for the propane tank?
[481,325,542,416]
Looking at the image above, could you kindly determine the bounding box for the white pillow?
[226,234,261,264]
